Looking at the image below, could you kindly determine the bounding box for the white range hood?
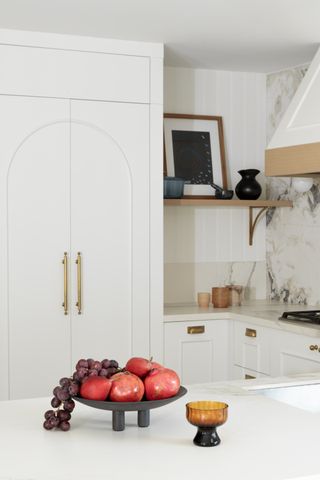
[265,46,320,176]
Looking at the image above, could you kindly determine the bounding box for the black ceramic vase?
[235,169,262,200]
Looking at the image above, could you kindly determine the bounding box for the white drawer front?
[0,45,149,103]
[233,322,270,374]
[270,330,320,377]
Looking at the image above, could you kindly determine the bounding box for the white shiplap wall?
[164,67,267,264]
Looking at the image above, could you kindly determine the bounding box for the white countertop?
[164,300,320,337]
[2,374,320,480]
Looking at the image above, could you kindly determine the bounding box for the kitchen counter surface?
[1,374,320,480]
[164,300,320,337]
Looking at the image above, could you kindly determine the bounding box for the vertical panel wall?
[164,67,267,304]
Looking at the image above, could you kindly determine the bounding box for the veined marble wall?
[266,65,320,305]
[164,260,266,304]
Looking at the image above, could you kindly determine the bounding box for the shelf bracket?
[248,206,269,246]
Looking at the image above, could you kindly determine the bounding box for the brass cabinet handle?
[245,374,256,379]
[309,345,319,351]
[62,252,68,315]
[75,252,82,314]
[187,325,205,334]
[245,328,257,338]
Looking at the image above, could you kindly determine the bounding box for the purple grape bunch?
[43,358,120,431]
[72,358,119,382]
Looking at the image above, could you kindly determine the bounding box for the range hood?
[265,46,320,177]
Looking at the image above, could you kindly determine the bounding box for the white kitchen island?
[1,374,320,480]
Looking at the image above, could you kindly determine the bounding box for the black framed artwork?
[164,114,228,196]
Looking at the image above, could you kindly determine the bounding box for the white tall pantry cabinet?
[0,30,163,400]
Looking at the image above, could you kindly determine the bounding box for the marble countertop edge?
[164,301,320,337]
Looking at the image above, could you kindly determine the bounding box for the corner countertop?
[164,300,320,337]
[1,374,320,480]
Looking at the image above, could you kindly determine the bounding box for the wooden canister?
[211,287,229,308]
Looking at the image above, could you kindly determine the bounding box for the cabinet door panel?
[271,330,320,376]
[279,353,320,375]
[164,320,230,384]
[180,340,214,384]
[3,96,70,399]
[0,45,149,103]
[70,101,149,366]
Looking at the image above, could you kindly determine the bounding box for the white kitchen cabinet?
[163,312,320,384]
[164,320,230,384]
[232,321,271,378]
[233,321,320,379]
[2,96,150,399]
[270,330,320,376]
[0,32,163,400]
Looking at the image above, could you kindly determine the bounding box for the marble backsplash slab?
[164,261,266,304]
[266,178,320,305]
[266,64,320,305]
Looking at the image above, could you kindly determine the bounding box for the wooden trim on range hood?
[265,142,320,177]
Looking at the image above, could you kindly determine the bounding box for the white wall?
[164,67,267,303]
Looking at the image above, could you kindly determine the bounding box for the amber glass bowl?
[186,401,228,447]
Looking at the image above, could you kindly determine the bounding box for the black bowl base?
[112,409,150,431]
[73,386,187,432]
[193,426,221,447]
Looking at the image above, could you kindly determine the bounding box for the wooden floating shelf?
[164,198,293,207]
[164,198,293,245]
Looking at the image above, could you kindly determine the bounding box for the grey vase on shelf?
[235,169,262,200]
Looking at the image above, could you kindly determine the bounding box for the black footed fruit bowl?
[73,386,187,431]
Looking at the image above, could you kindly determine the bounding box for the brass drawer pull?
[245,328,256,338]
[187,325,205,335]
[245,374,256,379]
[309,344,319,351]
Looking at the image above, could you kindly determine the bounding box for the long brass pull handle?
[245,328,257,338]
[76,252,82,314]
[62,252,68,315]
[187,325,205,334]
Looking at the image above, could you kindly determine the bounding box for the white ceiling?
[0,0,319,72]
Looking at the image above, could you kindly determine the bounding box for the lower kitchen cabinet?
[164,316,320,385]
[232,321,271,378]
[270,330,320,376]
[164,320,230,385]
